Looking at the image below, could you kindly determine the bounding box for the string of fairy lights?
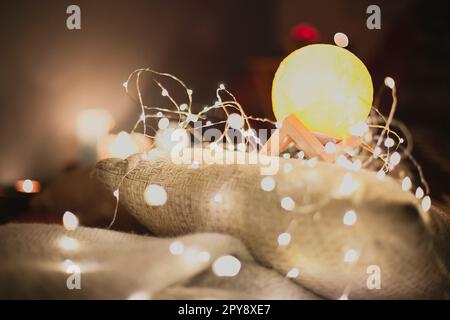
[118,66,431,206]
[109,67,432,299]
[56,37,433,300]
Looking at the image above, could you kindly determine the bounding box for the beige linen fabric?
[94,151,450,299]
[0,223,318,299]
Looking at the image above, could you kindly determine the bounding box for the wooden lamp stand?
[260,115,360,162]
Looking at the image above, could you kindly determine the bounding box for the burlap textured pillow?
[95,150,450,299]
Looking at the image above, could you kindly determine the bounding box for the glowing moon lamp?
[272,44,373,139]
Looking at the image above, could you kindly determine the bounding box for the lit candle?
[15,179,41,193]
[97,131,152,160]
[76,109,114,165]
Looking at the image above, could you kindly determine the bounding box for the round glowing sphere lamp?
[272,44,373,140]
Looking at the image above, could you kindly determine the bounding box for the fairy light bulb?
[402,177,412,191]
[384,138,395,148]
[197,251,211,263]
[212,255,241,277]
[324,142,338,154]
[334,32,349,48]
[384,77,395,89]
[421,196,431,212]
[343,209,357,226]
[63,259,76,273]
[144,184,167,206]
[261,177,276,192]
[390,152,401,166]
[213,194,222,203]
[169,241,184,255]
[158,117,170,130]
[63,211,79,231]
[277,233,291,246]
[281,197,295,211]
[227,113,244,129]
[286,268,300,278]
[344,249,358,262]
[415,187,424,199]
[272,44,373,139]
[59,236,78,251]
[338,173,359,196]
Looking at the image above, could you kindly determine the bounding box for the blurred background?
[0,0,449,226]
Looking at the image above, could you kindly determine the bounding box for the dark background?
[0,0,448,201]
